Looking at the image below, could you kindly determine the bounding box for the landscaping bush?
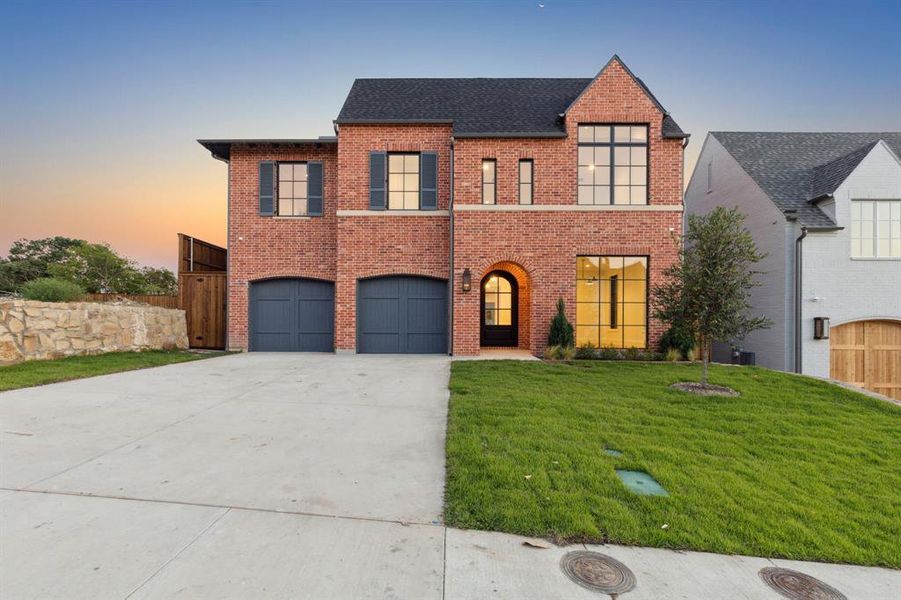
[665,347,682,361]
[575,341,597,359]
[21,277,84,302]
[598,346,622,360]
[547,297,574,348]
[544,344,575,361]
[658,324,696,359]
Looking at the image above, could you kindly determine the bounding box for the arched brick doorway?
[479,261,531,352]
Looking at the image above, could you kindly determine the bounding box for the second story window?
[388,153,420,210]
[519,160,533,205]
[578,125,648,205]
[278,162,308,216]
[482,159,496,204]
[852,200,901,258]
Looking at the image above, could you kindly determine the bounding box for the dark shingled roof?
[336,58,686,139]
[711,132,901,228]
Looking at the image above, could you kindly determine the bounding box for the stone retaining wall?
[0,299,189,364]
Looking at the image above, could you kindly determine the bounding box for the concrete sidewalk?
[2,353,898,599]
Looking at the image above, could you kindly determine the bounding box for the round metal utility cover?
[560,551,636,595]
[758,567,847,600]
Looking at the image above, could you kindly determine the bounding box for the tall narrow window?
[576,256,647,348]
[577,125,647,205]
[277,162,308,216]
[388,153,420,210]
[706,161,713,193]
[609,275,618,328]
[852,200,901,258]
[519,159,533,205]
[482,159,496,204]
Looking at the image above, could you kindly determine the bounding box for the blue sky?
[2,0,899,270]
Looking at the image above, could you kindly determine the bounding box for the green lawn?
[445,360,901,567]
[0,350,223,392]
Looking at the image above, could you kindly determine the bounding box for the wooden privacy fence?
[81,293,178,309]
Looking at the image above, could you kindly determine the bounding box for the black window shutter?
[369,152,386,210]
[420,152,438,210]
[308,161,323,216]
[259,161,275,216]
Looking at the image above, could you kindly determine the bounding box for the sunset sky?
[2,0,899,272]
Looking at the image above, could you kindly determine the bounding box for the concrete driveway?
[2,353,898,599]
[1,353,448,598]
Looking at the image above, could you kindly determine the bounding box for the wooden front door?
[830,320,901,400]
[480,271,518,347]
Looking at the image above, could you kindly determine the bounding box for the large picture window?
[578,125,647,205]
[851,200,901,258]
[576,256,647,348]
[277,162,308,216]
[388,153,420,210]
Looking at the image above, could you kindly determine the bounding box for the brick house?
[199,56,688,356]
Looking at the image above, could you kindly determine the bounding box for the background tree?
[48,242,142,293]
[138,266,178,295]
[0,236,83,292]
[2,238,178,296]
[653,207,770,385]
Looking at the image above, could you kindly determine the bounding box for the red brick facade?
[223,58,684,355]
[227,143,338,350]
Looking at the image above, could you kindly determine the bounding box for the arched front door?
[480,271,518,347]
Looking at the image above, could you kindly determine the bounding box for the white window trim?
[850,199,901,259]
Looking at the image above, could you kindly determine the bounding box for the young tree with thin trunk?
[653,207,771,386]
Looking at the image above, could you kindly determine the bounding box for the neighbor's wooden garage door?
[830,320,901,400]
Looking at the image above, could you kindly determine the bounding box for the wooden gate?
[177,234,227,349]
[179,272,226,349]
[830,320,901,400]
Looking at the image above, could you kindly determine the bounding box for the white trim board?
[336,210,451,217]
[453,204,682,212]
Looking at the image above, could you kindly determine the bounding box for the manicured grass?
[445,360,901,567]
[0,350,224,392]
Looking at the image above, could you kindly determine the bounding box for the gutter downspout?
[794,225,807,373]
[448,138,455,355]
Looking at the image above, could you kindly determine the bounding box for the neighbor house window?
[519,159,533,204]
[482,159,496,204]
[578,125,647,205]
[576,256,647,348]
[277,162,308,216]
[388,153,420,210]
[851,200,901,258]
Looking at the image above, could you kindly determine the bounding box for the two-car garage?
[248,276,447,354]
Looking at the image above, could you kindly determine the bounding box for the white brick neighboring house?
[685,132,901,400]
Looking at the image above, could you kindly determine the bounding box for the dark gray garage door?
[249,279,334,352]
[357,276,448,354]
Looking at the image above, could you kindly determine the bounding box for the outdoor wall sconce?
[461,269,472,292]
[814,317,830,340]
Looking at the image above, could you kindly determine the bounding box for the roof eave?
[197,138,338,161]
[334,118,453,125]
[454,131,567,139]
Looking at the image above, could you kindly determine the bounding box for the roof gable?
[711,132,901,228]
[335,56,686,139]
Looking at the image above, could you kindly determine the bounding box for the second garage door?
[357,276,448,354]
[249,278,334,352]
